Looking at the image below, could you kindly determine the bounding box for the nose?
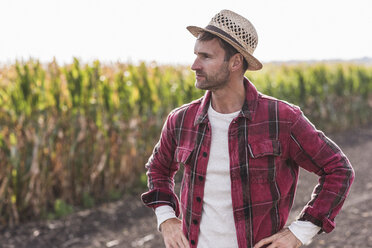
[191,58,201,71]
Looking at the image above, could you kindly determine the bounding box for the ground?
[1,125,371,248]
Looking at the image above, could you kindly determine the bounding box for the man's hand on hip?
[253,228,302,248]
[160,218,190,248]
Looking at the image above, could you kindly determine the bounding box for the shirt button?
[196,197,201,202]
[193,219,198,225]
[203,152,208,157]
[191,240,196,245]
[198,175,204,181]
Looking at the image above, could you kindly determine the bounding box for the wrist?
[155,205,177,231]
[160,217,181,232]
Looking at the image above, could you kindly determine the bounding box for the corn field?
[0,59,371,226]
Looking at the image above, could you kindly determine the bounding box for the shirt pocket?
[174,146,193,170]
[248,139,281,159]
[247,139,281,184]
[248,140,282,205]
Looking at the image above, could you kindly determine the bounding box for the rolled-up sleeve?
[289,109,355,233]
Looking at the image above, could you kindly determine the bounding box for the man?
[141,9,354,248]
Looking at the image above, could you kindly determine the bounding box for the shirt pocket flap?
[174,146,193,164]
[248,139,281,158]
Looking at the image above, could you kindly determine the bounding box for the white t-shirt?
[197,103,240,247]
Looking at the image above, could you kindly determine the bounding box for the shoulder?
[257,93,303,121]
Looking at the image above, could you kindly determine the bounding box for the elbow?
[348,163,355,186]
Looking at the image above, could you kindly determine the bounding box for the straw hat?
[187,10,263,71]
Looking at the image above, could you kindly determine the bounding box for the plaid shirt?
[141,78,354,247]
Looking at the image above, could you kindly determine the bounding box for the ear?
[230,53,244,72]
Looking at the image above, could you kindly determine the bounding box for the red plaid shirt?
[141,78,354,247]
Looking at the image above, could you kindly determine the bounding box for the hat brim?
[187,26,263,71]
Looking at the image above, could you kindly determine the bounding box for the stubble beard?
[195,62,230,91]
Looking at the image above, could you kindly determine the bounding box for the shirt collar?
[194,77,258,126]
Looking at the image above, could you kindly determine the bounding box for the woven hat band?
[205,25,244,49]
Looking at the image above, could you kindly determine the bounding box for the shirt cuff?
[155,205,177,231]
[288,220,321,245]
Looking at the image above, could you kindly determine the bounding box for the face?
[191,38,231,91]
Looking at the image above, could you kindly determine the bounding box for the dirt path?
[1,125,371,248]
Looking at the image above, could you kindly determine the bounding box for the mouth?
[195,72,205,80]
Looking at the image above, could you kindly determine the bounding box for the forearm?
[290,109,354,232]
[141,112,182,214]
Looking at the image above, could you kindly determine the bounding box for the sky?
[0,0,371,66]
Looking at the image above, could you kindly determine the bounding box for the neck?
[210,75,245,114]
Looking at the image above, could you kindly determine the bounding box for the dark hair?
[197,31,248,72]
